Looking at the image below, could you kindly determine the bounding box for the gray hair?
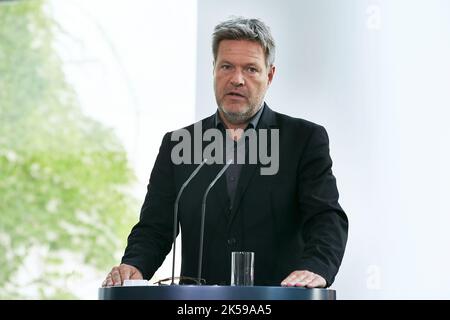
[212,17,276,67]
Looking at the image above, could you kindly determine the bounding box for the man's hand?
[102,263,143,287]
[281,270,326,288]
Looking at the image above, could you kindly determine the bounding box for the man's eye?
[221,65,231,70]
[247,67,258,73]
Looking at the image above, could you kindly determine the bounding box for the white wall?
[196,0,450,299]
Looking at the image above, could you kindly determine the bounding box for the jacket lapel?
[227,104,278,227]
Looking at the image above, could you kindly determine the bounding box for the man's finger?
[281,273,296,286]
[111,267,122,286]
[295,272,312,283]
[281,270,309,286]
[130,269,144,280]
[295,274,315,287]
[119,266,131,282]
[281,271,299,286]
[306,275,326,288]
[105,274,113,287]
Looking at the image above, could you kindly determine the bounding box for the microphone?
[171,158,208,285]
[197,159,233,284]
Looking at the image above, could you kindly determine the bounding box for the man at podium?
[102,17,348,289]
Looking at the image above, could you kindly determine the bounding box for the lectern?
[98,285,335,300]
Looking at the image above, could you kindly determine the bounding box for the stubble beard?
[216,98,262,125]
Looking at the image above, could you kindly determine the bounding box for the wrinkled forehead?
[216,40,266,65]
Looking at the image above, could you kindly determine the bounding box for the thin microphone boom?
[171,158,208,285]
[197,159,233,284]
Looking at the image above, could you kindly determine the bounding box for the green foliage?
[0,0,138,298]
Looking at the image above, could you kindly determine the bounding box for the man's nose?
[230,70,244,87]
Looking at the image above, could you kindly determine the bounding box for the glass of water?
[230,251,254,286]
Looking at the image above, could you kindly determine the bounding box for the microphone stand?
[171,158,208,285]
[197,159,233,284]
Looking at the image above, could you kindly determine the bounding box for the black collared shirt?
[214,104,265,209]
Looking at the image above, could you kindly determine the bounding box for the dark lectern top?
[99,285,336,300]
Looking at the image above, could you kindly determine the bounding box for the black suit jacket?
[122,104,348,286]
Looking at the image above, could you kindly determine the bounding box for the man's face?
[214,40,275,125]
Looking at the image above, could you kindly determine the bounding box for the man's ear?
[267,65,276,85]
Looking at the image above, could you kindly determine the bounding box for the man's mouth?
[226,92,246,98]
